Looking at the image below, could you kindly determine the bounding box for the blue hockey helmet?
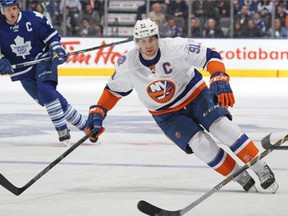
[0,0,19,7]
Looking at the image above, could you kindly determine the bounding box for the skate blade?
[61,139,71,147]
[264,182,279,194]
[247,185,258,193]
[259,182,279,194]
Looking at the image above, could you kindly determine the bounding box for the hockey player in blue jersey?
[0,0,87,145]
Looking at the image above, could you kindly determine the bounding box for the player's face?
[137,36,159,60]
[2,5,20,25]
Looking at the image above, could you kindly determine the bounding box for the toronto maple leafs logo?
[10,36,32,59]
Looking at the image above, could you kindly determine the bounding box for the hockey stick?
[262,136,288,150]
[137,133,288,216]
[0,129,97,196]
[11,37,133,69]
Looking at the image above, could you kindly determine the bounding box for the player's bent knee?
[209,116,242,147]
[188,131,219,163]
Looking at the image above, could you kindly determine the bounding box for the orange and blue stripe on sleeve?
[208,148,236,176]
[204,48,226,75]
[97,88,122,111]
[207,60,226,75]
[230,134,259,164]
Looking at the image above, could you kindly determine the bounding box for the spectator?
[235,5,251,26]
[253,11,267,36]
[233,0,241,14]
[166,0,188,20]
[59,0,82,35]
[275,3,287,25]
[166,0,188,34]
[259,7,272,29]
[92,0,104,19]
[59,0,82,14]
[257,0,273,13]
[26,0,37,10]
[191,0,220,22]
[217,0,231,17]
[203,0,220,22]
[161,17,183,37]
[77,18,96,37]
[203,17,224,38]
[190,17,203,37]
[242,19,262,37]
[280,16,288,37]
[233,20,245,37]
[238,0,258,14]
[34,2,52,24]
[46,0,61,26]
[148,2,167,28]
[80,2,101,26]
[269,18,282,38]
[191,0,206,19]
[135,0,165,20]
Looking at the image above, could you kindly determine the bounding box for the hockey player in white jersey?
[86,18,278,192]
[0,0,87,145]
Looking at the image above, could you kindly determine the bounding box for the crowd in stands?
[23,0,104,37]
[22,0,288,38]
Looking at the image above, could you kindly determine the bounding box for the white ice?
[0,76,288,216]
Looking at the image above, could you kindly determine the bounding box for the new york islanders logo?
[146,80,176,103]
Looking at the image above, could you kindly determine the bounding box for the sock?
[45,98,67,130]
[64,104,87,130]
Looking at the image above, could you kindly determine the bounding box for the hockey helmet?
[0,0,19,7]
[133,18,159,40]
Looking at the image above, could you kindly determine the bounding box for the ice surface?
[0,76,288,216]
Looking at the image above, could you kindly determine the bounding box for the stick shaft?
[12,37,133,69]
[180,134,288,215]
[0,131,94,195]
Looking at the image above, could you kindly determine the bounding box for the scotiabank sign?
[197,39,288,70]
[60,37,288,70]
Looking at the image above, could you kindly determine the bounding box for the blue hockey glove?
[0,57,14,75]
[49,42,67,65]
[85,105,107,143]
[210,72,235,108]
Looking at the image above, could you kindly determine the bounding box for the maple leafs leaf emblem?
[10,36,32,59]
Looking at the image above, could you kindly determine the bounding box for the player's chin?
[146,51,156,57]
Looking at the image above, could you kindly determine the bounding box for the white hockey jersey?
[107,37,223,115]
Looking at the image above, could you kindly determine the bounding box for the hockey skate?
[235,170,257,192]
[57,128,71,146]
[256,164,278,193]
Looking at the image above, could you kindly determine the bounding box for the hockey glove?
[85,105,107,143]
[210,72,235,108]
[49,42,67,66]
[0,57,14,75]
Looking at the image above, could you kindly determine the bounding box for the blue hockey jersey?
[0,10,61,81]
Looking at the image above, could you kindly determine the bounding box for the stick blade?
[261,133,272,149]
[0,174,22,196]
[137,200,181,216]
[261,134,288,150]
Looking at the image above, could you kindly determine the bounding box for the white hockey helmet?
[133,18,159,40]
